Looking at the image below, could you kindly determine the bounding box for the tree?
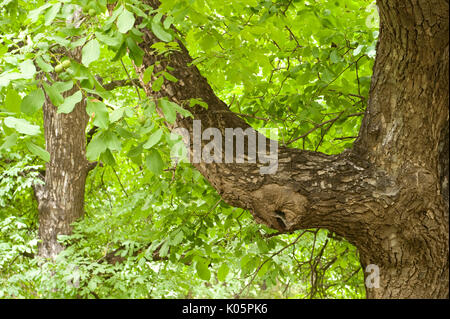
[133,0,449,298]
[0,0,448,298]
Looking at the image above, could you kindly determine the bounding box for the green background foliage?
[0,0,378,298]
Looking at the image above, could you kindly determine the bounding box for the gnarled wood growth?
[135,0,449,298]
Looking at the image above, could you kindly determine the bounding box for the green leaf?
[111,42,127,62]
[258,260,271,278]
[321,68,335,83]
[35,56,53,73]
[3,117,40,135]
[160,99,176,123]
[49,35,70,47]
[28,3,52,23]
[100,149,116,166]
[353,44,364,56]
[88,279,97,291]
[126,37,144,66]
[86,133,107,160]
[53,81,73,94]
[143,129,163,149]
[257,239,269,253]
[171,230,184,245]
[152,76,164,92]
[142,65,154,84]
[0,133,18,150]
[330,50,341,63]
[189,98,208,109]
[83,88,112,101]
[69,36,87,49]
[82,39,100,67]
[127,146,143,164]
[217,263,229,282]
[240,254,252,269]
[0,72,21,88]
[69,61,90,81]
[19,60,36,79]
[43,82,64,106]
[24,140,50,162]
[44,2,61,26]
[145,149,164,175]
[163,16,174,29]
[104,131,122,151]
[109,108,125,123]
[21,88,45,114]
[4,89,22,113]
[95,31,123,48]
[151,21,173,42]
[159,240,170,257]
[173,103,193,118]
[196,260,211,281]
[153,12,163,24]
[57,91,82,114]
[199,34,217,51]
[116,9,135,34]
[86,99,109,129]
[163,71,177,82]
[160,99,192,124]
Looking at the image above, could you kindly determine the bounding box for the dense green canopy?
[0,0,378,298]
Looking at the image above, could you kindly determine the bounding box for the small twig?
[237,231,306,297]
[313,55,367,99]
[314,113,343,151]
[194,198,222,227]
[287,112,363,145]
[111,166,128,197]
[333,136,359,141]
[103,79,141,90]
[285,25,302,49]
[281,0,294,15]
[263,230,295,238]
[355,60,361,96]
[120,59,141,100]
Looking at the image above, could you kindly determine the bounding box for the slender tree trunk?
[34,89,89,259]
[34,50,89,259]
[135,0,449,298]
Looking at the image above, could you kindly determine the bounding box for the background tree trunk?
[34,76,89,260]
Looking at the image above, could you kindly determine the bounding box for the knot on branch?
[251,184,308,232]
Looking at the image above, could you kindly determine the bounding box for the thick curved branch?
[133,2,397,245]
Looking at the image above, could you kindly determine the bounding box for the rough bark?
[135,0,449,298]
[34,91,89,259]
[34,51,90,259]
[354,0,449,298]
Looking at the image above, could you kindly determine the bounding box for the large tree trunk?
[136,0,449,298]
[354,0,449,298]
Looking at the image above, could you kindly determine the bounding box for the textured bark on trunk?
[355,0,449,298]
[34,69,89,260]
[136,0,449,298]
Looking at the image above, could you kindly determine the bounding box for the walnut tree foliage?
[0,0,378,298]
